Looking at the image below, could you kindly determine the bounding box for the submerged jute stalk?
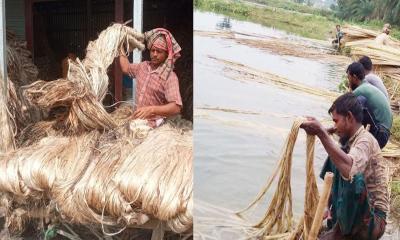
[237,118,320,239]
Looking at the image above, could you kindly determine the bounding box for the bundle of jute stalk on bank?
[236,119,333,240]
[341,25,400,48]
[340,26,400,107]
[0,23,193,237]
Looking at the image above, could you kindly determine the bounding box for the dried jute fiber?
[0,22,193,236]
[0,119,193,234]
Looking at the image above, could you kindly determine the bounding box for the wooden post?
[133,0,142,63]
[151,221,165,240]
[0,0,6,95]
[114,0,123,102]
[132,0,142,103]
[308,172,334,240]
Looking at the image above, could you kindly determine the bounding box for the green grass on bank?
[194,0,400,41]
[246,0,332,17]
[195,0,335,40]
[392,116,400,142]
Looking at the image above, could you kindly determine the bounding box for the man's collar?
[146,61,162,74]
[348,126,364,145]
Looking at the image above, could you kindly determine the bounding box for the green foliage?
[335,0,400,26]
[195,0,400,41]
[195,0,335,40]
[195,0,251,17]
[338,75,349,93]
[391,115,400,142]
[392,181,400,197]
[247,0,332,17]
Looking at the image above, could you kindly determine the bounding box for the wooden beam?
[114,0,123,102]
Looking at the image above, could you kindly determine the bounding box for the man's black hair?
[358,56,373,71]
[328,93,363,123]
[346,62,365,80]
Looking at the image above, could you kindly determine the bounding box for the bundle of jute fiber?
[6,30,38,87]
[236,119,320,239]
[0,77,15,153]
[69,23,144,100]
[341,25,400,48]
[346,40,400,67]
[341,25,379,43]
[3,30,42,136]
[0,121,192,234]
[21,23,144,134]
[22,78,117,134]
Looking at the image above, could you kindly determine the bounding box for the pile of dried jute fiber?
[21,23,144,135]
[0,119,193,234]
[0,78,15,153]
[237,118,320,239]
[6,30,38,88]
[5,30,42,135]
[0,22,193,237]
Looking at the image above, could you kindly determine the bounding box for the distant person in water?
[332,24,344,46]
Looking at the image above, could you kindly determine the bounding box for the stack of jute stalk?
[341,25,400,106]
[236,119,333,240]
[0,23,193,237]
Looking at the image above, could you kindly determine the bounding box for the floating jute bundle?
[237,118,320,239]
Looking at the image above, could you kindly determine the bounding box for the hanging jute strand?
[237,118,323,239]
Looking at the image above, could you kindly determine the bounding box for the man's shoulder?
[353,128,380,151]
[365,73,382,82]
[167,71,178,81]
[356,82,379,94]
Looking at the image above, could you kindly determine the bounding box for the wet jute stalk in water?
[237,118,320,239]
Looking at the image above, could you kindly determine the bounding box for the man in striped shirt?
[119,28,182,127]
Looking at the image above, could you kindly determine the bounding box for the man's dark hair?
[346,62,365,80]
[328,93,363,123]
[358,56,372,71]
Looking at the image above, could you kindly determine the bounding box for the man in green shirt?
[346,62,392,148]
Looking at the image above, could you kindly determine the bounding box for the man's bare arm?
[133,102,181,119]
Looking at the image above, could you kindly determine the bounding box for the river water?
[194,9,343,213]
[193,10,398,240]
